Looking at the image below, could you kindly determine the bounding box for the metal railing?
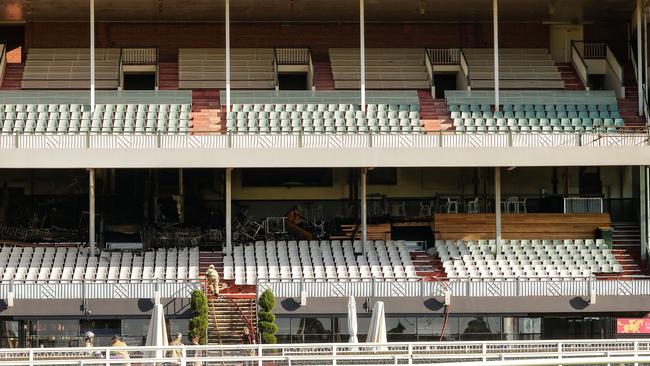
[564,197,604,214]
[258,276,650,298]
[0,130,648,150]
[428,48,461,64]
[6,339,650,365]
[272,48,280,91]
[120,47,158,65]
[0,278,200,300]
[424,49,435,97]
[275,48,311,65]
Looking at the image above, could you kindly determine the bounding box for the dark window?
[367,168,397,185]
[242,169,333,187]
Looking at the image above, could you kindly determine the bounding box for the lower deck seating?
[437,239,622,280]
[0,103,191,134]
[0,245,199,282]
[226,103,422,133]
[223,240,418,285]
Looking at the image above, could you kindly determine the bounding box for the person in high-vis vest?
[110,335,130,364]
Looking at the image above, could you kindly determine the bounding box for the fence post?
[482,343,487,362]
[634,340,639,366]
[180,347,187,366]
[557,342,562,366]
[14,133,18,149]
[332,345,337,366]
[156,132,161,149]
[258,345,263,366]
[408,344,413,365]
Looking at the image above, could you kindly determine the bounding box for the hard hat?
[85,331,95,338]
[208,264,215,269]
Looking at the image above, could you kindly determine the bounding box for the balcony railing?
[0,131,647,150]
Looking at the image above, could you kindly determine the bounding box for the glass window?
[459,317,501,341]
[417,317,459,341]
[292,317,333,343]
[36,320,80,348]
[121,318,149,346]
[0,321,20,348]
[386,317,416,342]
[81,319,120,347]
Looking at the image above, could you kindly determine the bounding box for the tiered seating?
[223,240,418,285]
[179,48,276,89]
[22,48,120,89]
[329,48,430,89]
[449,103,623,132]
[437,239,623,280]
[0,103,191,134]
[0,246,199,282]
[463,48,564,89]
[226,103,422,133]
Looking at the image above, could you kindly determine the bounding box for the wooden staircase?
[191,89,222,133]
[410,251,447,280]
[556,63,585,91]
[207,294,257,344]
[314,61,335,90]
[1,63,23,90]
[158,62,179,90]
[610,222,648,277]
[417,90,453,132]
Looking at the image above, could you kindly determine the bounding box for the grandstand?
[0,0,648,355]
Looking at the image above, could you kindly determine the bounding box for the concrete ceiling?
[0,0,636,22]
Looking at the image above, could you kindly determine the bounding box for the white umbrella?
[347,296,358,343]
[145,303,169,362]
[366,301,387,344]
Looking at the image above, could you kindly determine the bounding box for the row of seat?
[435,239,622,280]
[451,110,621,120]
[452,117,624,133]
[225,116,423,133]
[231,103,420,113]
[223,240,418,285]
[0,104,191,114]
[0,246,200,282]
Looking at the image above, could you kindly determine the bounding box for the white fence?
[5,339,650,365]
[258,277,650,298]
[0,280,199,300]
[0,132,647,150]
[564,197,604,213]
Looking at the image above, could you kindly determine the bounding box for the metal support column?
[90,0,95,111]
[642,166,648,261]
[638,0,644,116]
[225,0,231,111]
[495,167,502,252]
[225,168,232,256]
[645,5,648,104]
[361,168,367,250]
[178,168,184,224]
[360,0,366,111]
[493,0,500,111]
[89,169,96,257]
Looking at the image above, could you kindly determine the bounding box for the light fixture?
[507,167,517,171]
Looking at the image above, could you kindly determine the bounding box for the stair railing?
[225,296,258,339]
[630,42,650,121]
[424,49,435,98]
[459,48,471,90]
[570,41,590,90]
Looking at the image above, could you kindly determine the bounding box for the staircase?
[610,222,647,277]
[619,62,645,128]
[1,63,23,90]
[191,89,222,133]
[314,61,335,90]
[417,90,453,132]
[207,295,257,344]
[556,63,585,91]
[158,62,179,90]
[410,251,447,280]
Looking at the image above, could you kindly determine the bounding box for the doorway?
[434,73,457,98]
[123,73,156,90]
[278,73,308,90]
[550,25,584,63]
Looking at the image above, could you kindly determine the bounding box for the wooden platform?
[331,223,392,241]
[434,213,611,240]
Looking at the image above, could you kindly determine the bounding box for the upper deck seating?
[179,48,276,89]
[437,239,623,280]
[223,240,418,285]
[22,48,120,89]
[0,103,191,134]
[225,103,422,133]
[0,245,199,282]
[329,48,430,89]
[463,48,565,90]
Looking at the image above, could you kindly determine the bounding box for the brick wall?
[26,21,552,62]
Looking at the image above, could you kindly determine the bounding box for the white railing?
[459,48,471,90]
[428,48,461,64]
[0,279,199,300]
[583,43,607,59]
[120,48,158,65]
[259,276,650,298]
[6,339,650,365]
[564,197,604,213]
[571,42,589,90]
[275,48,311,65]
[1,132,647,150]
[424,49,435,97]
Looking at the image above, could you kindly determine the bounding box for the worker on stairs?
[206,264,226,298]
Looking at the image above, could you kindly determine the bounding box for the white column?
[361,168,367,256]
[225,0,231,111]
[360,0,366,111]
[495,167,502,252]
[89,168,96,257]
[638,0,644,116]
[493,0,499,112]
[225,168,232,256]
[90,0,95,111]
[642,166,648,261]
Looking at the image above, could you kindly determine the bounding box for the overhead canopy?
[0,0,636,22]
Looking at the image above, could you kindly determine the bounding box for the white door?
[550,25,584,63]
